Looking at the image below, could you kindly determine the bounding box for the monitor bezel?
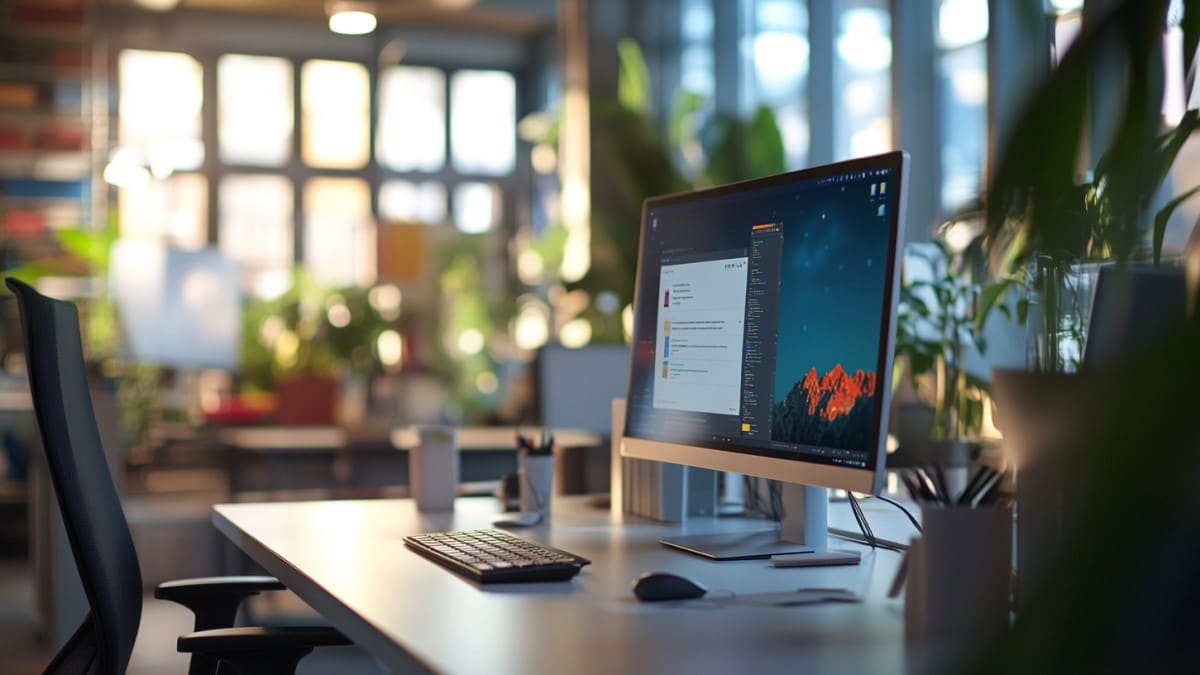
[619,150,909,496]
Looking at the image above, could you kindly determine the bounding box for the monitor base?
[769,550,861,567]
[659,530,812,560]
[659,485,863,566]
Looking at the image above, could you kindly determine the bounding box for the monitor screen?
[621,152,907,494]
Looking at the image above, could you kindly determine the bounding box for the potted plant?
[241,268,397,426]
[967,3,1200,668]
[983,0,1200,372]
[894,230,1006,480]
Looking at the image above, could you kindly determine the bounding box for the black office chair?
[5,278,350,675]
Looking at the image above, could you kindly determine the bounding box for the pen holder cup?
[410,426,459,511]
[518,453,555,519]
[905,505,1012,650]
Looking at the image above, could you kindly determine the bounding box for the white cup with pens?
[900,464,1012,650]
[494,430,555,528]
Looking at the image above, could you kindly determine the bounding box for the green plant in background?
[895,234,1006,441]
[965,2,1200,670]
[3,218,121,366]
[241,267,399,393]
[984,0,1200,372]
[433,233,510,420]
[526,38,788,344]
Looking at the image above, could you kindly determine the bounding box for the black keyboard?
[404,529,591,583]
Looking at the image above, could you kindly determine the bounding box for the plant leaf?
[1182,0,1200,90]
[616,38,651,115]
[1152,184,1200,264]
[975,278,1017,333]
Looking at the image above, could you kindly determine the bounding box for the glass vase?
[1023,257,1103,373]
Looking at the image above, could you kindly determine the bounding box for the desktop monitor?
[620,151,908,562]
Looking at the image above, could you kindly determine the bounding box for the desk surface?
[389,426,603,452]
[216,426,602,453]
[214,496,911,674]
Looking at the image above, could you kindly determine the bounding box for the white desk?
[389,426,603,453]
[213,496,912,673]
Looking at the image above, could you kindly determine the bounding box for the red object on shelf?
[51,48,85,68]
[4,210,48,237]
[0,126,32,149]
[34,124,85,150]
[204,391,278,426]
[274,375,340,426]
[11,4,85,25]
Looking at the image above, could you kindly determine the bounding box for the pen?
[960,467,996,506]
[900,472,924,503]
[956,465,989,506]
[969,470,1003,508]
[913,468,940,504]
[928,464,950,506]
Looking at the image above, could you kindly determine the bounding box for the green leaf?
[975,278,1017,333]
[892,359,905,395]
[669,90,706,149]
[986,0,1171,266]
[1017,298,1030,325]
[1149,110,1199,205]
[744,106,787,179]
[616,38,651,115]
[1152,185,1200,265]
[1183,0,1200,86]
[57,228,116,273]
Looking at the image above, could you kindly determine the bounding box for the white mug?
[410,425,458,511]
[518,453,555,518]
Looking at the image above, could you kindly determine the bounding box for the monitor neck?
[779,483,830,551]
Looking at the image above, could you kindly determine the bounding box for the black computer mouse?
[632,572,708,602]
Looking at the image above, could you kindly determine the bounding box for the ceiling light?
[328,1,377,35]
[134,0,181,10]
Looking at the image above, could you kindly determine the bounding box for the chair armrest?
[178,626,351,653]
[178,626,350,675]
[155,576,286,631]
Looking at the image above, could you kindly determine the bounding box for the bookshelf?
[0,0,101,272]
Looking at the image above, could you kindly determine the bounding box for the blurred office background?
[0,0,1197,671]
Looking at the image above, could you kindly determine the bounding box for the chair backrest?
[6,278,142,674]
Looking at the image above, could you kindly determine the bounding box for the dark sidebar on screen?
[738,222,783,440]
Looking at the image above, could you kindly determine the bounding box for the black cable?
[847,493,877,548]
[867,494,923,534]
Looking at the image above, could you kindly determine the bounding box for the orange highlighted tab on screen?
[752,223,775,230]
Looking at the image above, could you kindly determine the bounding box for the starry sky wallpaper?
[770,180,893,407]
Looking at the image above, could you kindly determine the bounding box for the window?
[219,174,294,297]
[118,49,204,171]
[304,177,375,287]
[681,0,716,98]
[301,60,370,169]
[450,70,516,175]
[119,173,208,249]
[453,182,501,234]
[115,46,523,299]
[747,0,810,168]
[834,2,892,160]
[938,0,988,213]
[379,180,447,224]
[218,54,293,167]
[378,66,446,172]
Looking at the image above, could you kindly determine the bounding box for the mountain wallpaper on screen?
[771,365,875,450]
